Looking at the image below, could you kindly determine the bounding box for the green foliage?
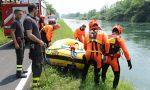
[63,0,150,22]
[62,12,84,19]
[38,65,134,90]
[99,0,149,22]
[47,4,56,14]
[0,28,10,45]
[44,1,56,14]
[52,19,74,43]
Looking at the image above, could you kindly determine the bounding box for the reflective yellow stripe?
[17,65,22,71]
[32,83,38,86]
[33,77,40,81]
[95,39,102,44]
[109,38,116,44]
[17,65,22,68]
[17,68,22,71]
[87,39,103,44]
[87,50,102,53]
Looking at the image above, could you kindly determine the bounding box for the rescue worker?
[40,20,60,47]
[81,20,110,85]
[101,24,132,89]
[11,9,27,78]
[74,24,86,43]
[23,4,44,88]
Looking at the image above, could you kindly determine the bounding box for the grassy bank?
[38,19,134,90]
[0,28,10,45]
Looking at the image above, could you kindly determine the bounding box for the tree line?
[62,0,150,22]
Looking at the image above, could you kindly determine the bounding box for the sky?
[45,0,120,15]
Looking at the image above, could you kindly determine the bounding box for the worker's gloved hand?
[127,60,132,70]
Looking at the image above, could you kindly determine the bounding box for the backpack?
[108,35,121,56]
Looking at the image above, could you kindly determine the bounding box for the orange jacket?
[108,34,131,61]
[41,25,53,42]
[84,30,110,54]
[74,27,85,43]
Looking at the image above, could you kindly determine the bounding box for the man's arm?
[84,34,87,50]
[119,37,132,70]
[74,29,78,39]
[39,26,45,33]
[10,22,20,49]
[103,32,110,54]
[11,29,20,49]
[53,24,60,31]
[26,30,42,44]
[24,19,44,47]
[119,38,131,60]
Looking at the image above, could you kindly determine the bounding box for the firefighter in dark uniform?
[23,4,44,87]
[11,9,27,78]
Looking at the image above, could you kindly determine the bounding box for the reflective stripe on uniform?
[33,77,40,87]
[87,39,103,44]
[33,77,40,81]
[17,65,22,71]
[32,83,38,86]
[87,50,102,53]
[17,65,22,68]
[17,68,22,71]
[109,38,116,44]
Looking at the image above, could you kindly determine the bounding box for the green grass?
[37,19,134,90]
[0,28,10,45]
[52,19,74,43]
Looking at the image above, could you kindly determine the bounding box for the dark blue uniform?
[11,19,25,76]
[23,14,43,86]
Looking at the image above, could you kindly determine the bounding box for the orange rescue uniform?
[102,33,132,89]
[74,28,85,43]
[41,25,54,42]
[103,34,131,71]
[84,30,110,69]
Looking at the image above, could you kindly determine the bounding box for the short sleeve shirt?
[23,14,41,40]
[23,14,42,57]
[11,19,24,38]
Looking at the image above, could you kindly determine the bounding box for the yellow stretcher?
[46,38,85,70]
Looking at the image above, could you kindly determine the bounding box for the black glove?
[127,60,132,70]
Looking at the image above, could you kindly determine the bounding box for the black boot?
[16,71,27,78]
[23,70,28,73]
[101,76,106,83]
[94,74,100,85]
[94,68,100,85]
[113,71,120,89]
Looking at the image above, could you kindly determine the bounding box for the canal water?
[64,19,150,90]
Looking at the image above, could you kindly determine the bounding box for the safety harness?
[86,30,103,59]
